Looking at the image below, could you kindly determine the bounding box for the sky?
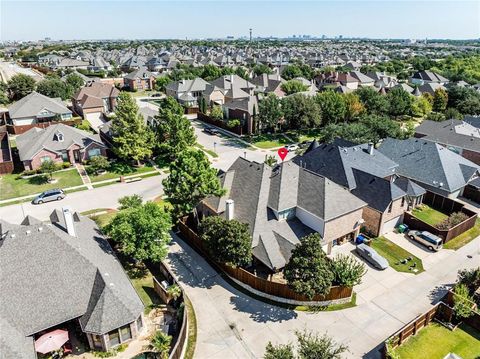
[1,1,479,41]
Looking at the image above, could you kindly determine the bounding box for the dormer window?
[55,131,64,142]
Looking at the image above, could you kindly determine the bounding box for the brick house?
[72,82,119,124]
[124,67,156,91]
[16,123,107,170]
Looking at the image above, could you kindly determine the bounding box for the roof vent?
[38,227,43,232]
[26,230,31,235]
[10,233,15,238]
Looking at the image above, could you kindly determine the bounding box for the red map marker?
[277,147,288,161]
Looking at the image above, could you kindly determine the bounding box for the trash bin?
[398,224,409,233]
[356,234,366,244]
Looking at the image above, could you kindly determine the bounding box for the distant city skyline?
[1,1,479,42]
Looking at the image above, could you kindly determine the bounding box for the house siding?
[296,207,325,237]
[324,208,364,242]
[362,206,383,236]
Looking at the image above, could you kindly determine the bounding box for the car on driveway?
[285,144,299,152]
[203,127,220,135]
[356,243,389,270]
[32,189,66,204]
[407,230,443,251]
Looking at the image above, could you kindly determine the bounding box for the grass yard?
[88,162,155,183]
[394,322,480,359]
[370,236,424,274]
[81,208,117,229]
[249,133,290,149]
[444,219,480,250]
[411,204,449,226]
[0,169,83,201]
[195,143,219,158]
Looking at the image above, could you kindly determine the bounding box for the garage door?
[85,112,105,133]
[382,215,403,234]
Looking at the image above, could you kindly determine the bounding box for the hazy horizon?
[1,1,479,42]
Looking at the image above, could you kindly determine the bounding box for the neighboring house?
[7,92,73,132]
[378,138,480,199]
[293,141,419,235]
[54,58,90,70]
[415,119,480,165]
[124,67,156,91]
[73,83,119,125]
[222,95,258,135]
[349,71,375,87]
[16,123,107,170]
[165,78,210,107]
[410,70,449,86]
[367,72,398,89]
[210,74,256,96]
[0,208,145,358]
[0,131,14,174]
[199,157,367,271]
[250,73,286,97]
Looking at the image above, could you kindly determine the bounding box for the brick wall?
[462,149,480,166]
[29,149,64,170]
[362,206,382,236]
[324,208,364,242]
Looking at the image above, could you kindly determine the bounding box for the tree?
[166,284,182,301]
[88,155,109,174]
[258,94,283,132]
[7,73,36,100]
[210,105,224,120]
[447,86,480,115]
[457,267,480,293]
[281,64,304,80]
[453,283,474,320]
[148,331,172,359]
[65,73,84,93]
[331,254,366,287]
[386,87,413,118]
[281,80,309,95]
[253,64,273,76]
[154,98,196,160]
[105,202,172,262]
[284,233,334,299]
[111,92,153,164]
[316,91,347,124]
[356,87,389,115]
[37,78,73,100]
[432,88,448,112]
[40,159,56,181]
[412,95,432,117]
[264,342,295,359]
[118,194,143,210]
[445,107,463,120]
[163,149,225,218]
[360,115,402,145]
[201,64,222,81]
[282,94,321,130]
[264,154,278,167]
[200,216,252,267]
[344,93,365,121]
[296,330,348,359]
[155,76,170,92]
[199,96,207,114]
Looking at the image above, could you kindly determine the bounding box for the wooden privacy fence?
[177,219,353,303]
[197,112,245,136]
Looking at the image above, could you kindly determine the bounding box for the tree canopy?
[281,80,309,95]
[7,73,36,100]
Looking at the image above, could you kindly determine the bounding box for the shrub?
[61,161,71,169]
[227,119,241,128]
[331,254,366,287]
[453,283,475,319]
[458,267,480,293]
[88,155,110,174]
[436,212,468,230]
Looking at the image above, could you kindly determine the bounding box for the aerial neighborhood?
[1,4,480,358]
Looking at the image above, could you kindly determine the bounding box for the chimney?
[230,74,234,84]
[225,199,234,221]
[62,207,76,237]
[368,143,374,155]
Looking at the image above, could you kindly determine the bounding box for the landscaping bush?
[330,254,366,287]
[436,212,469,230]
[458,267,480,294]
[453,283,475,320]
[88,156,110,174]
[227,119,241,128]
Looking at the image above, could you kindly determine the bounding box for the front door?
[73,150,80,163]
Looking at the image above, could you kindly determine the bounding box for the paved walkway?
[75,163,93,190]
[164,232,480,359]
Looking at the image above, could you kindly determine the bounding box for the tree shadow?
[27,175,49,185]
[362,343,383,359]
[229,294,298,323]
[428,283,452,304]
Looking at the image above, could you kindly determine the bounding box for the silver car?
[356,243,389,270]
[32,189,66,204]
[407,230,443,251]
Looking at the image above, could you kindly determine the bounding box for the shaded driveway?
[165,233,480,359]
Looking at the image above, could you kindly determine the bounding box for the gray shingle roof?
[378,138,480,195]
[8,92,72,119]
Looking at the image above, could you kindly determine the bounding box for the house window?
[40,156,52,163]
[120,325,132,342]
[88,148,101,158]
[136,316,143,331]
[61,151,68,161]
[108,330,120,347]
[401,197,405,207]
[388,202,393,213]
[92,334,103,349]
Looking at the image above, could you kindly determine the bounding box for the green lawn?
[249,133,290,149]
[0,169,83,201]
[87,162,155,183]
[394,323,480,359]
[445,219,480,250]
[370,237,424,274]
[195,143,219,158]
[129,266,164,314]
[411,204,449,226]
[82,209,117,229]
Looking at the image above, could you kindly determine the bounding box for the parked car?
[407,230,443,251]
[285,144,299,152]
[203,127,220,135]
[356,243,389,270]
[32,189,66,204]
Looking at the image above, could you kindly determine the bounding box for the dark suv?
[32,189,66,204]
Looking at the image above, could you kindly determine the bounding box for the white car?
[285,144,299,152]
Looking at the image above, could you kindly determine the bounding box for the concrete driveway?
[165,233,480,359]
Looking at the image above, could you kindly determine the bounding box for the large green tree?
[296,330,348,359]
[316,91,347,124]
[386,87,413,118]
[7,73,36,100]
[344,92,365,121]
[331,254,366,287]
[282,94,321,130]
[105,202,172,262]
[200,216,252,267]
[163,149,225,218]
[111,92,153,164]
[355,87,389,115]
[284,233,334,299]
[258,93,283,132]
[154,97,196,159]
[281,80,309,95]
[253,64,273,76]
[432,88,448,112]
[36,78,73,100]
[65,73,84,93]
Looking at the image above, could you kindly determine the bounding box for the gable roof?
[378,138,480,194]
[165,77,209,93]
[16,123,105,161]
[124,67,155,80]
[73,82,119,103]
[8,91,71,119]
